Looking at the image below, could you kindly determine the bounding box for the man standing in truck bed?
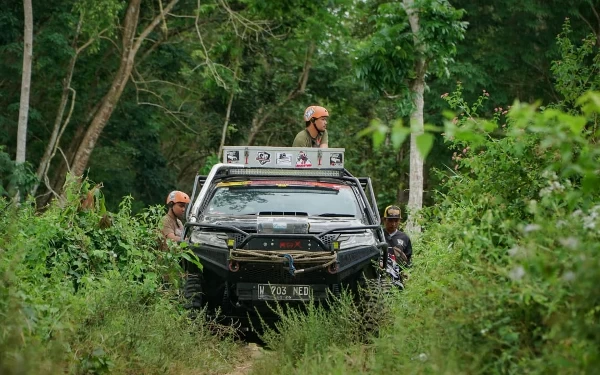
[292,105,329,148]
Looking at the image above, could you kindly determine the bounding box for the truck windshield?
[205,184,361,217]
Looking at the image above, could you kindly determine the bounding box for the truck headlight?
[337,231,377,249]
[190,230,228,248]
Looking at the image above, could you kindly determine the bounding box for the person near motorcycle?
[162,190,190,241]
[383,205,412,266]
[292,105,329,148]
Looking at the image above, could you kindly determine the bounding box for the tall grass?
[0,178,242,374]
[249,91,600,374]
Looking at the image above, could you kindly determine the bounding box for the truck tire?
[184,273,203,310]
[358,276,394,339]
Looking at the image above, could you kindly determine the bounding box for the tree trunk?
[403,0,425,233]
[32,45,79,195]
[32,15,103,196]
[70,0,141,177]
[406,75,424,233]
[70,0,179,177]
[16,0,33,164]
[219,64,239,155]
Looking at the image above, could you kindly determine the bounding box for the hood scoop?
[257,212,309,234]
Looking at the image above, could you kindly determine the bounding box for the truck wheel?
[184,273,204,310]
[358,276,394,339]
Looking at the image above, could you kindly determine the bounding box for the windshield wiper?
[315,213,355,217]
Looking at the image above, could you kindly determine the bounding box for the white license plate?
[257,284,312,301]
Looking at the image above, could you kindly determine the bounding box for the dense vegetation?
[0,181,243,374]
[1,0,599,374]
[250,86,600,373]
[1,0,598,210]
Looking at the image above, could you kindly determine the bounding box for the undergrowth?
[0,177,241,375]
[250,89,600,374]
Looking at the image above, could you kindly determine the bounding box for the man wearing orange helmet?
[162,190,191,241]
[292,105,329,148]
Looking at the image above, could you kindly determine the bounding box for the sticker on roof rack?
[226,150,240,164]
[296,151,312,168]
[256,151,271,165]
[330,152,343,166]
[276,152,292,166]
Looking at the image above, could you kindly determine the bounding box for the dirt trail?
[225,343,264,375]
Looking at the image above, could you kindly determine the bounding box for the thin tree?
[70,0,179,177]
[16,0,33,165]
[402,0,425,233]
[355,0,466,233]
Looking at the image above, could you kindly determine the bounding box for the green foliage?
[72,0,125,51]
[254,291,385,373]
[354,0,467,96]
[0,146,37,200]
[199,153,220,175]
[0,178,242,374]
[552,18,600,109]
[249,90,600,373]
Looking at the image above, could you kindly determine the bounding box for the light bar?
[227,168,343,177]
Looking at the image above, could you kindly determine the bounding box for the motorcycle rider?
[382,205,412,288]
[162,190,191,241]
[382,205,412,265]
[292,105,329,148]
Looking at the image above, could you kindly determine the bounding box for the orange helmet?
[166,190,190,205]
[304,105,329,122]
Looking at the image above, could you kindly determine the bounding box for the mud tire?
[184,273,204,310]
[358,276,395,339]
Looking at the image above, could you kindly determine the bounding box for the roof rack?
[222,146,345,170]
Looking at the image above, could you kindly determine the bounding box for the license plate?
[257,284,312,301]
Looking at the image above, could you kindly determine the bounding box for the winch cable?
[282,254,296,276]
[229,249,337,275]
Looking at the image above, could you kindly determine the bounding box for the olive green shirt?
[292,129,328,148]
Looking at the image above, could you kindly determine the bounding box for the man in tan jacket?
[162,190,190,241]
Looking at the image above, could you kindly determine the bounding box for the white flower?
[559,237,579,249]
[562,271,576,282]
[523,224,541,233]
[508,246,520,257]
[509,266,526,281]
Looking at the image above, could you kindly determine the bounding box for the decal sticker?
[226,150,240,163]
[304,107,315,121]
[256,151,271,165]
[273,222,287,230]
[276,152,292,166]
[295,151,312,168]
[329,152,343,166]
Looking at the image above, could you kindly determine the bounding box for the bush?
[248,91,600,374]
[0,178,242,374]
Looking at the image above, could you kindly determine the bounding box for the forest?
[1,0,599,374]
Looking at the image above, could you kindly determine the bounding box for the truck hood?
[200,215,367,234]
